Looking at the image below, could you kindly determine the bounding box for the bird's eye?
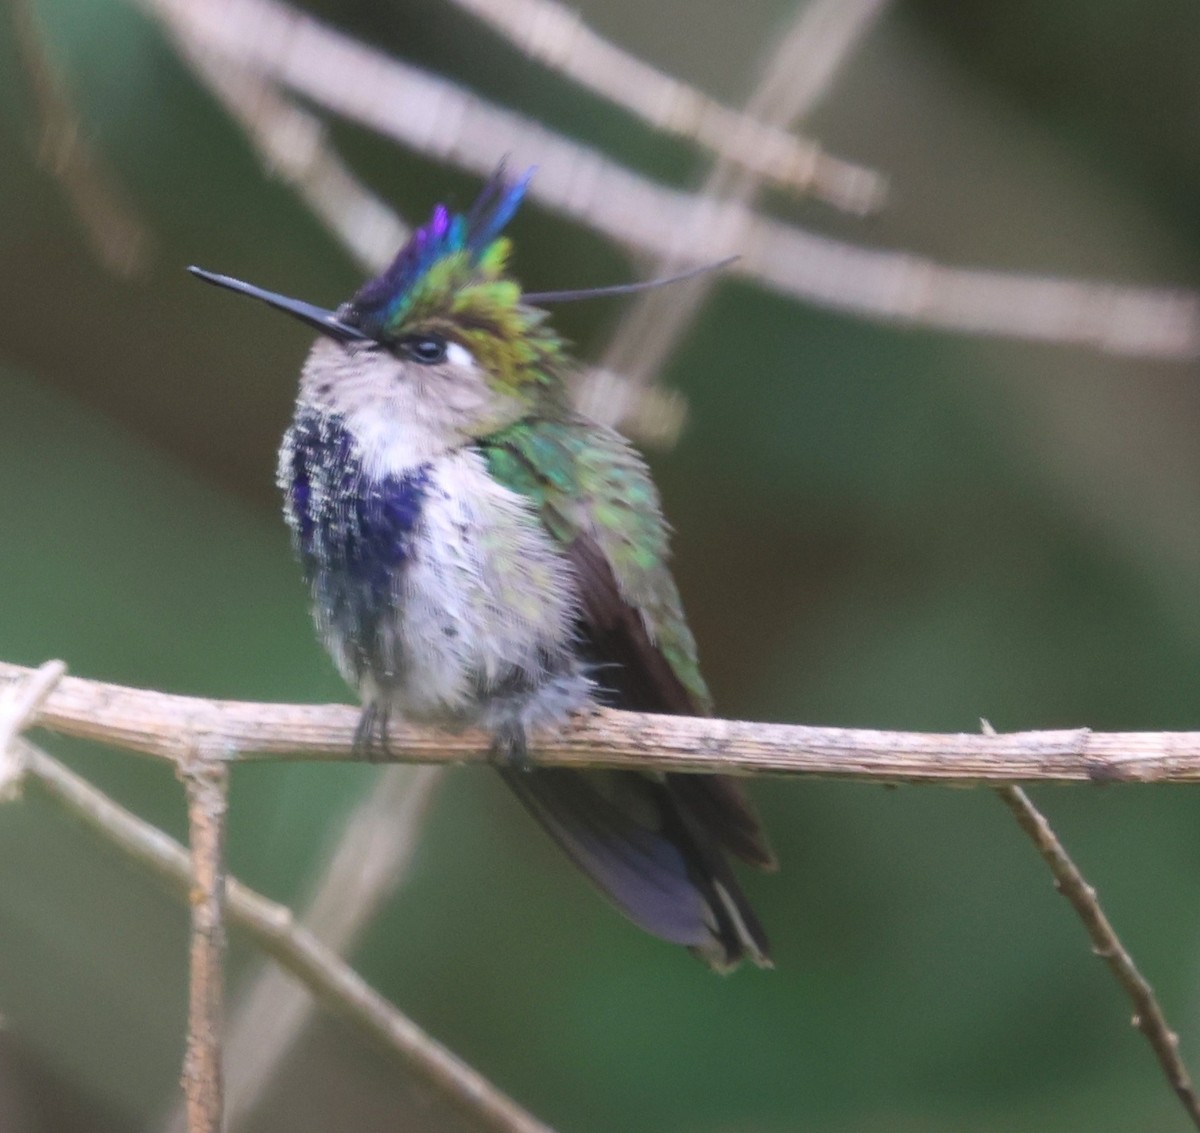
[399,334,448,365]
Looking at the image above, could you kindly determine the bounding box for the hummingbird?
[189,168,775,971]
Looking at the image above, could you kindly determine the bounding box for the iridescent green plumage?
[481,418,712,714]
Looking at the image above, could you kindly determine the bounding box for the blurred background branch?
[10,0,154,277]
[585,0,893,427]
[443,0,887,212]
[170,42,409,273]
[123,0,1200,364]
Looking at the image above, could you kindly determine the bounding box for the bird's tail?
[498,766,774,971]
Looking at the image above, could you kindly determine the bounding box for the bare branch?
[0,660,66,759]
[976,719,1200,1130]
[7,659,1200,784]
[445,0,886,212]
[745,230,1200,356]
[128,0,1200,360]
[753,0,894,121]
[13,665,1200,1132]
[219,766,443,1131]
[997,784,1200,1128]
[180,761,229,1133]
[0,660,66,804]
[164,38,407,272]
[10,0,154,278]
[590,0,891,429]
[13,741,556,1133]
[9,669,1199,1128]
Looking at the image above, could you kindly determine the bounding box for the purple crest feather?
[350,166,533,334]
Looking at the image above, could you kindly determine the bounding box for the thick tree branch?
[3,659,1200,783]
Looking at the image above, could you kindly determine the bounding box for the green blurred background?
[5,1,1200,1130]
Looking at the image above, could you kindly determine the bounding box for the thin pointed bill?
[187,266,370,342]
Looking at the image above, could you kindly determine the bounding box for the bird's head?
[191,168,565,444]
[190,166,733,449]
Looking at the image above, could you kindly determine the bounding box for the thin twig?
[445,0,885,211]
[588,0,891,431]
[996,785,1200,1128]
[0,660,67,804]
[11,740,556,1133]
[128,0,1200,360]
[181,760,229,1133]
[980,719,1200,1130]
[217,766,443,1132]
[7,659,1200,783]
[0,660,67,759]
[11,0,154,278]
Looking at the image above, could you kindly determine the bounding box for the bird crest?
[350,167,531,332]
[344,167,563,395]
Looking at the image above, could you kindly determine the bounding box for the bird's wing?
[480,418,774,871]
[481,416,709,710]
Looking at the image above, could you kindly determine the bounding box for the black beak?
[187,266,370,343]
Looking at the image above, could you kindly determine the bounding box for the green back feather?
[481,418,712,714]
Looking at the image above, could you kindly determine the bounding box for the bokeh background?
[5,1,1200,1130]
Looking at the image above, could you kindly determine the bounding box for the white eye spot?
[446,341,476,368]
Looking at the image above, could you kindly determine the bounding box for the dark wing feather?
[499,768,720,945]
[566,533,696,714]
[667,774,778,871]
[499,766,770,970]
[569,533,776,869]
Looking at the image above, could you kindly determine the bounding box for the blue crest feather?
[350,166,533,333]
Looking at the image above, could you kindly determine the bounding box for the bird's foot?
[353,703,393,762]
[488,719,532,772]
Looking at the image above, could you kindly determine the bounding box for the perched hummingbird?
[190,168,775,970]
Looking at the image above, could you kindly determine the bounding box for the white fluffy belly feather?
[362,448,589,727]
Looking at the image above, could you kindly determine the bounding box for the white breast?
[375,448,588,727]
